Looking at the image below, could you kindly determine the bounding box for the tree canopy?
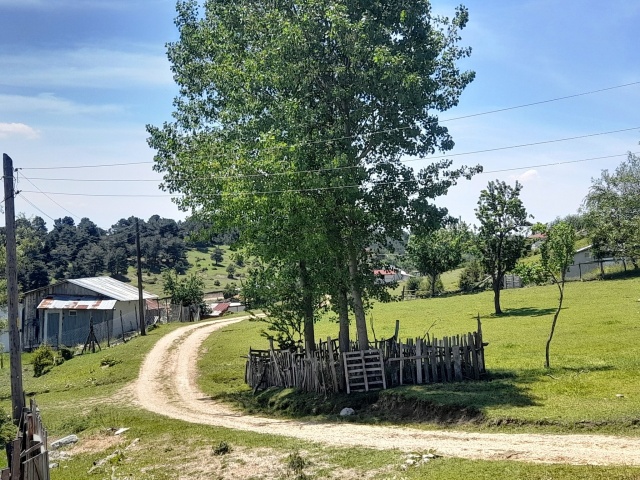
[408,221,470,297]
[583,152,640,266]
[148,0,479,350]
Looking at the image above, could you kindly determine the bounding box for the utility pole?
[135,218,146,336]
[3,153,24,423]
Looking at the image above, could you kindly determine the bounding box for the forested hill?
[0,214,238,294]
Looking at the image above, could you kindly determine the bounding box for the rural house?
[373,269,411,284]
[20,277,158,350]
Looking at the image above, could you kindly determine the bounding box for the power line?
[17,80,640,172]
[402,126,640,163]
[14,151,632,199]
[19,126,640,182]
[18,194,57,222]
[20,161,153,171]
[19,173,82,221]
[482,151,639,175]
[19,150,638,200]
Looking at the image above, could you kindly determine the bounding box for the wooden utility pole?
[3,153,24,424]
[135,218,146,336]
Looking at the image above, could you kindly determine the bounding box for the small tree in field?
[540,221,576,369]
[408,222,470,297]
[475,180,530,314]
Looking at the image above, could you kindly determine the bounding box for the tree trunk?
[348,249,368,349]
[493,276,502,315]
[337,287,350,353]
[299,260,315,354]
[545,284,564,369]
[431,273,437,297]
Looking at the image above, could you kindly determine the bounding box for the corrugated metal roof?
[67,277,158,301]
[37,296,117,310]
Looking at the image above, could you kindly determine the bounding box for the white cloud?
[509,169,539,183]
[0,93,123,116]
[0,122,39,139]
[0,46,173,89]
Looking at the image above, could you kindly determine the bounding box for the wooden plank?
[342,352,351,394]
[415,338,423,384]
[443,336,451,382]
[430,338,438,382]
[361,351,369,391]
[379,350,387,389]
[398,341,404,385]
[452,345,462,381]
[327,336,339,392]
[470,333,480,380]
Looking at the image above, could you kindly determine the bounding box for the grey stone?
[339,407,355,416]
[51,435,78,449]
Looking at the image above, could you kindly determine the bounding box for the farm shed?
[565,245,626,280]
[20,277,158,350]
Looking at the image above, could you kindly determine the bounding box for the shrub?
[213,280,221,286]
[212,441,231,456]
[0,408,15,449]
[405,277,421,294]
[59,348,74,361]
[458,259,487,292]
[422,276,444,297]
[513,261,548,286]
[32,343,54,377]
[286,450,308,480]
[100,356,121,367]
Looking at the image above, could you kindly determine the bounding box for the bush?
[212,441,231,456]
[213,280,221,286]
[0,408,15,449]
[223,283,237,299]
[458,259,487,292]
[59,348,74,361]
[405,276,421,294]
[513,261,548,286]
[422,276,444,297]
[32,343,54,377]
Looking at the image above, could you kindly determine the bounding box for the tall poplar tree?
[148,0,478,348]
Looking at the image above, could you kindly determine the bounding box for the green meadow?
[199,277,640,433]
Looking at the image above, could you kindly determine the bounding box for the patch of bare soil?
[129,317,640,466]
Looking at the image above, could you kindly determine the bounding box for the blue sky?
[1,0,639,230]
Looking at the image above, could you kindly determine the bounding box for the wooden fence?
[1,399,50,480]
[245,317,486,394]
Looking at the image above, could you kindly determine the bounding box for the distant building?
[21,277,158,350]
[373,269,411,284]
[565,245,625,280]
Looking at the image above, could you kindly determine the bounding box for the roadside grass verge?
[198,277,640,435]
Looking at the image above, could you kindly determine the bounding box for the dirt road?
[132,318,640,466]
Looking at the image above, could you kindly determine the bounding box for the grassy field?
[199,276,640,435]
[2,278,640,478]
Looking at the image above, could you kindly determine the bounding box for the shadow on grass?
[493,307,556,318]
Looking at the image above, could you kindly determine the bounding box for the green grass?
[1,308,640,477]
[198,277,640,434]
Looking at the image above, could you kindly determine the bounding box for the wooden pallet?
[343,349,386,394]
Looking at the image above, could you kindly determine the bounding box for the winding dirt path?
[132,318,640,466]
